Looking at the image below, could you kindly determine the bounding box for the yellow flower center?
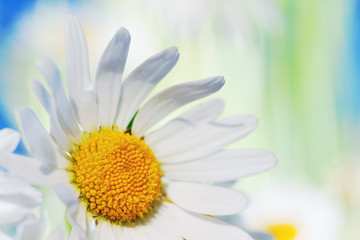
[69,127,163,223]
[267,223,297,240]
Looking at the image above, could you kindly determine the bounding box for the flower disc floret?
[70,127,163,223]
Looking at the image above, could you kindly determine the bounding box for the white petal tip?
[0,128,20,144]
[267,151,278,168]
[116,27,131,37]
[35,57,52,69]
[215,76,226,86]
[164,46,179,59]
[18,107,30,118]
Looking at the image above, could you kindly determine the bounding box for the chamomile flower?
[0,128,42,240]
[242,182,343,240]
[5,16,277,239]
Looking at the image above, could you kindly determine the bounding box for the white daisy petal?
[0,231,12,240]
[96,27,130,127]
[2,154,69,186]
[0,175,42,208]
[19,108,68,169]
[43,227,67,240]
[145,98,224,146]
[0,128,20,158]
[0,173,29,195]
[35,57,81,142]
[16,218,46,240]
[65,15,97,132]
[54,183,79,213]
[122,224,148,240]
[163,150,277,182]
[68,229,84,240]
[67,204,90,240]
[95,221,126,240]
[162,202,253,240]
[145,210,182,240]
[166,181,247,215]
[178,98,225,124]
[115,46,179,130]
[132,76,225,137]
[31,80,70,150]
[0,200,36,225]
[153,114,258,163]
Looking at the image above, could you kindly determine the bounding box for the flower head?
[6,15,277,239]
[242,182,343,240]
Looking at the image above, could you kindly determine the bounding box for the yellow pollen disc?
[69,127,163,223]
[266,223,297,240]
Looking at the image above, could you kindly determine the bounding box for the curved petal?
[31,80,70,150]
[0,174,42,208]
[163,150,277,182]
[2,154,69,186]
[19,107,68,169]
[145,98,224,146]
[166,182,247,215]
[66,15,97,132]
[151,115,258,163]
[161,202,252,240]
[67,204,90,240]
[95,27,130,127]
[115,46,179,130]
[132,76,225,137]
[0,173,30,195]
[54,183,79,213]
[0,199,37,225]
[0,128,20,158]
[35,57,81,142]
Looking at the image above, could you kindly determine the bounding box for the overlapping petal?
[163,150,277,182]
[65,15,97,132]
[150,114,258,163]
[2,154,69,186]
[145,98,224,146]
[36,57,81,142]
[166,181,247,215]
[160,202,253,240]
[96,27,131,127]
[19,108,68,170]
[132,76,225,137]
[115,46,179,130]
[31,80,70,150]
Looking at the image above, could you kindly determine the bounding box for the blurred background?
[0,0,359,239]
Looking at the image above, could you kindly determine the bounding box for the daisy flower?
[242,182,343,240]
[6,15,277,239]
[0,128,42,240]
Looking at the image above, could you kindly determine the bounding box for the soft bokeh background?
[0,0,359,239]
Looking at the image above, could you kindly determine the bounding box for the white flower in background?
[242,182,343,240]
[326,158,360,240]
[0,129,42,240]
[4,16,277,239]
